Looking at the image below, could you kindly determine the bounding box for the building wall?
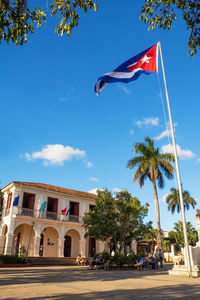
[0,182,97,258]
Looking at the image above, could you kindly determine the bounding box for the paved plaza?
[0,264,200,299]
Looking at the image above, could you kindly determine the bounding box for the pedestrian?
[152,246,159,269]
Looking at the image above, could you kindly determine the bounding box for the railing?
[16,207,83,224]
[46,211,57,220]
[19,207,34,217]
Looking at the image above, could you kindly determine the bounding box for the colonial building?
[0,181,105,258]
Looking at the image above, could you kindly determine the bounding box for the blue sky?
[1,1,200,231]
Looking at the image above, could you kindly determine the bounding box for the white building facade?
[0,181,105,258]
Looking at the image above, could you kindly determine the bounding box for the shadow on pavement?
[0,264,173,286]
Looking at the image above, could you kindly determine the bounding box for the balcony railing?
[16,207,82,224]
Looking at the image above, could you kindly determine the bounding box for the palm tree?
[127,136,175,249]
[169,221,198,246]
[166,187,196,214]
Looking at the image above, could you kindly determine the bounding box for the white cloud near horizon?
[88,188,100,194]
[89,177,99,182]
[25,144,86,166]
[136,117,159,128]
[162,144,195,160]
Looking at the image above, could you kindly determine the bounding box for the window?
[69,201,79,216]
[22,193,35,210]
[47,197,58,213]
[89,204,95,211]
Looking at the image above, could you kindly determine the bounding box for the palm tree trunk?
[152,181,162,250]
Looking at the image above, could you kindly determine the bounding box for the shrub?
[101,251,111,261]
[0,254,25,264]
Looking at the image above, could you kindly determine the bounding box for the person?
[138,255,149,270]
[76,254,84,266]
[159,249,163,267]
[152,246,159,269]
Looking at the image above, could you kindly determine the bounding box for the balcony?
[16,207,82,224]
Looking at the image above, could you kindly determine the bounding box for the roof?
[2,181,97,200]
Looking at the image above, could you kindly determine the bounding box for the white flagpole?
[158,41,192,276]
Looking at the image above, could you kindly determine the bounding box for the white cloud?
[88,188,100,195]
[129,129,134,136]
[25,144,86,166]
[117,83,131,95]
[154,128,171,141]
[112,187,122,194]
[86,161,93,168]
[198,158,200,162]
[162,144,195,160]
[89,177,99,182]
[154,123,177,141]
[136,117,160,128]
[161,193,169,203]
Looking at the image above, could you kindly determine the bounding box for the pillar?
[4,233,15,255]
[58,239,65,257]
[79,239,86,257]
[33,236,41,257]
[0,236,5,254]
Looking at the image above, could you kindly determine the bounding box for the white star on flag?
[141,55,151,64]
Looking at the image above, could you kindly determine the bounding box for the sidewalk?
[0,264,200,299]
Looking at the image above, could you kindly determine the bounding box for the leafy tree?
[166,187,196,214]
[127,136,175,249]
[140,0,200,56]
[1,1,200,55]
[82,189,149,253]
[0,0,97,46]
[169,221,198,246]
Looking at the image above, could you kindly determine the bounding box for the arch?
[13,223,35,256]
[40,226,59,257]
[64,229,81,258]
[39,224,60,239]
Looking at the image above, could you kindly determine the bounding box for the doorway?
[64,235,71,257]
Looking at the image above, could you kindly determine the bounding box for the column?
[33,236,41,257]
[57,239,65,257]
[4,233,15,255]
[79,239,86,257]
[0,236,5,254]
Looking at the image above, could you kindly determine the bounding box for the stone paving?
[0,264,200,299]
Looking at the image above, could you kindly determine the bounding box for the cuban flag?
[65,206,71,216]
[94,43,158,95]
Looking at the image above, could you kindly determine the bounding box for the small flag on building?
[61,207,67,215]
[39,201,47,212]
[94,43,158,95]
[13,195,19,206]
[66,206,71,216]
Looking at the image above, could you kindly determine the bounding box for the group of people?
[138,246,163,270]
[90,255,109,270]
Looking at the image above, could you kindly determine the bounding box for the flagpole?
[158,41,192,276]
